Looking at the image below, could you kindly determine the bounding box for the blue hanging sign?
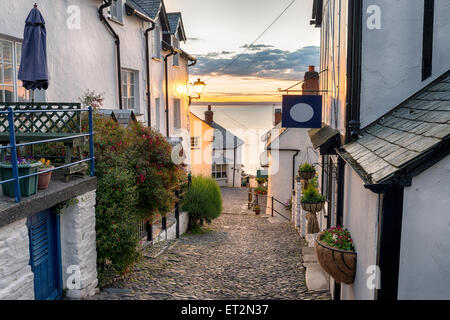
[282,95,322,128]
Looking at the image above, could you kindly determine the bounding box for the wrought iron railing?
[0,106,95,203]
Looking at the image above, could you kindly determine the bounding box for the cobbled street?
[88,188,331,300]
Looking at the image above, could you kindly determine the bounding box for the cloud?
[187,37,202,41]
[240,44,275,51]
[191,45,320,80]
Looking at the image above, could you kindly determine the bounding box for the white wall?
[0,218,34,300]
[398,155,450,300]
[341,167,380,300]
[360,0,450,127]
[60,190,98,299]
[267,128,317,212]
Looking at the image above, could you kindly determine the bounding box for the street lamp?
[188,78,206,105]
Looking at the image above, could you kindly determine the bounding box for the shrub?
[322,226,354,251]
[182,176,222,228]
[299,162,315,172]
[301,184,326,203]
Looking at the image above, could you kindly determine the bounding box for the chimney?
[274,108,282,126]
[302,65,320,95]
[205,105,213,124]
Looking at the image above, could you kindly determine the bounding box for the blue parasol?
[18,4,49,98]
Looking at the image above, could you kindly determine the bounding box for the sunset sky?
[165,0,320,103]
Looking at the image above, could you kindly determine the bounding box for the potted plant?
[298,162,316,180]
[301,184,325,213]
[253,204,261,215]
[0,156,42,197]
[315,226,357,284]
[38,158,54,190]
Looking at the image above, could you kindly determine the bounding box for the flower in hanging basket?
[298,162,316,180]
[315,227,357,284]
[301,184,325,212]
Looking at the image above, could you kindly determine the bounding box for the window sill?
[152,58,162,62]
[108,17,124,26]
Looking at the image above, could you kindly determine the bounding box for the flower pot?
[315,231,357,284]
[254,209,261,215]
[0,162,41,197]
[298,170,315,180]
[301,201,324,213]
[38,166,54,190]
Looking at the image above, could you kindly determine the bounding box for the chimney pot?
[303,65,320,95]
[205,105,214,124]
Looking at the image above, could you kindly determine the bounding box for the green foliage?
[301,184,326,203]
[299,162,315,172]
[182,176,222,228]
[256,177,267,184]
[77,95,186,286]
[322,227,354,251]
[254,186,268,195]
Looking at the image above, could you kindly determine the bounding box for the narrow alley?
[88,188,331,300]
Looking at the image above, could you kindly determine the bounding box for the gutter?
[345,0,363,143]
[99,0,123,110]
[144,22,156,127]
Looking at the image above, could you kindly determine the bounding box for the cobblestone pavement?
[87,188,331,300]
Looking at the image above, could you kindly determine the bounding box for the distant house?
[201,106,244,187]
[309,0,450,300]
[189,112,214,177]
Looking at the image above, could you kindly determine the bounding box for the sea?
[190,103,281,176]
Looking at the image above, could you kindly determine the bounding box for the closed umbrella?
[18,4,48,102]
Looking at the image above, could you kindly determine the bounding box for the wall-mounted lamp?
[188,78,206,105]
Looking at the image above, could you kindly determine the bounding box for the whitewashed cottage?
[308,0,450,300]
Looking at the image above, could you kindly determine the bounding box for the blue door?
[27,209,62,300]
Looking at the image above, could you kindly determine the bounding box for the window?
[0,38,44,103]
[109,0,123,23]
[152,26,161,59]
[122,69,138,110]
[191,136,199,150]
[173,98,181,130]
[155,97,160,130]
[172,37,179,66]
[212,164,227,179]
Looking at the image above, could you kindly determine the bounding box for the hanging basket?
[298,170,315,181]
[315,231,357,284]
[301,201,324,213]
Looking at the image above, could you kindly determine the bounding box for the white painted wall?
[360,0,450,127]
[320,0,348,133]
[267,128,317,213]
[398,155,450,300]
[341,167,380,300]
[0,0,191,136]
[213,146,243,188]
[60,190,98,299]
[0,218,34,300]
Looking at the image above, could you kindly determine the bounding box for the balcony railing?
[0,105,95,203]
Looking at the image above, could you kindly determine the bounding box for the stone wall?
[60,190,98,299]
[0,218,34,300]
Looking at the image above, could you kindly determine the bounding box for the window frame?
[109,0,124,23]
[121,69,139,111]
[191,136,199,150]
[0,37,44,103]
[152,26,161,60]
[172,36,180,67]
[155,97,160,130]
[173,98,181,130]
[212,163,227,179]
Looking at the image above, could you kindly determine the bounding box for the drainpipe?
[98,0,123,110]
[144,22,156,127]
[344,0,362,143]
[292,150,300,191]
[164,48,177,137]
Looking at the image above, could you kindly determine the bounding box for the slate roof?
[97,109,137,127]
[126,0,153,21]
[132,0,162,20]
[338,71,450,185]
[167,13,180,34]
[210,121,245,150]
